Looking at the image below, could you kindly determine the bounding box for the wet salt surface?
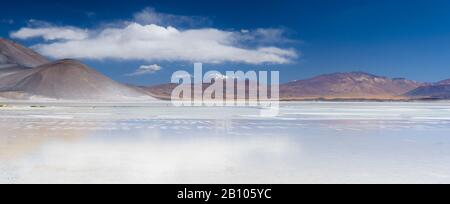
[1,101,450,183]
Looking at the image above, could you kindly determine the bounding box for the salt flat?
[1,101,450,184]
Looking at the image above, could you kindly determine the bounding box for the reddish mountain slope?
[280,72,424,100]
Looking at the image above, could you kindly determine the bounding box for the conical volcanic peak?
[6,59,154,100]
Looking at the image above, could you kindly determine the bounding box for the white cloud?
[9,9,298,64]
[20,23,297,64]
[126,64,162,76]
[11,26,89,41]
[206,72,230,80]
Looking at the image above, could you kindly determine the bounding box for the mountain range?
[280,72,425,100]
[0,38,449,101]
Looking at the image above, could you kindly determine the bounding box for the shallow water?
[1,101,450,184]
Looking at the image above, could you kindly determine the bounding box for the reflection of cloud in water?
[2,131,297,184]
[1,102,450,183]
[0,124,90,160]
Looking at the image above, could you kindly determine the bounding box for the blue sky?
[1,0,450,85]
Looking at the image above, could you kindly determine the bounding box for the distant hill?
[0,38,154,101]
[0,38,49,68]
[143,72,425,101]
[406,84,450,99]
[438,79,450,85]
[142,80,260,100]
[280,72,424,100]
[1,59,154,100]
[0,38,49,82]
[142,83,180,100]
[405,78,450,100]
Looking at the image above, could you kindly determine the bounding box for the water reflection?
[0,125,90,160]
[1,102,450,183]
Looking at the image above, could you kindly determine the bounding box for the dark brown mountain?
[280,72,424,100]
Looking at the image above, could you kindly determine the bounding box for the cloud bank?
[10,9,298,64]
